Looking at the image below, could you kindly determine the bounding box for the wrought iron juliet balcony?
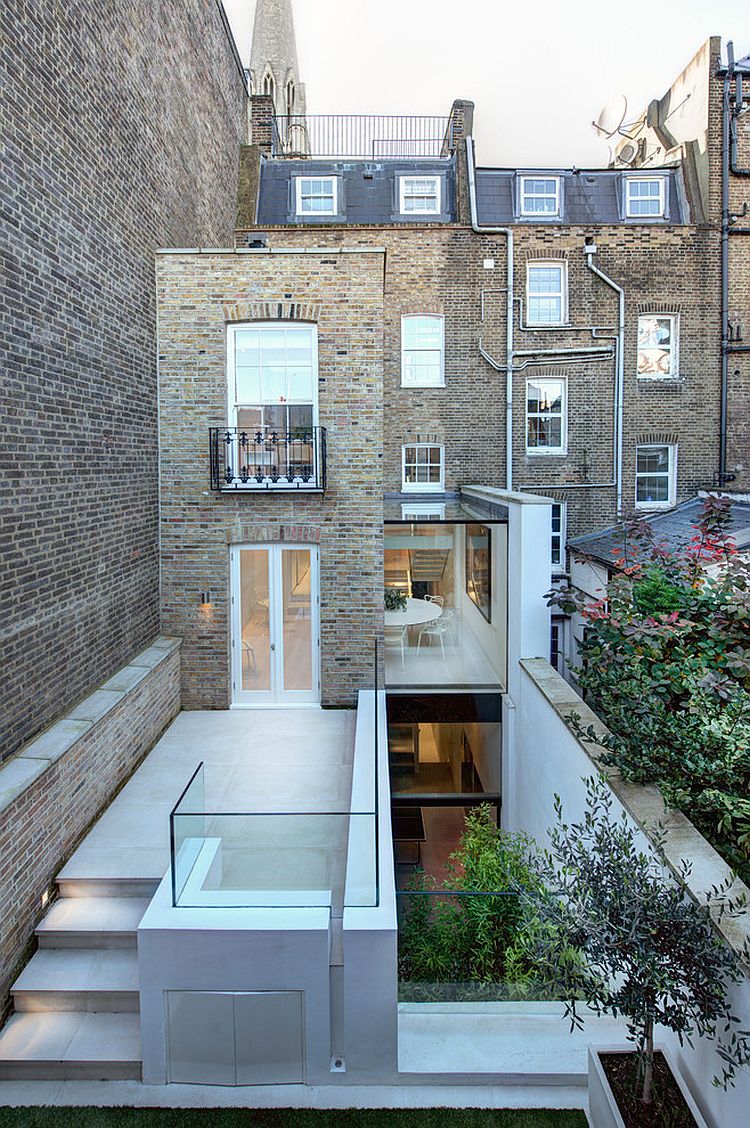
[209,426,326,492]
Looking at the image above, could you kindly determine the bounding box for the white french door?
[231,545,320,706]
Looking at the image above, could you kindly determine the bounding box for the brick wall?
[236,222,720,544]
[726,66,750,490]
[0,0,247,760]
[0,639,181,1021]
[156,250,385,710]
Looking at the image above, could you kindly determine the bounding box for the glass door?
[232,545,319,706]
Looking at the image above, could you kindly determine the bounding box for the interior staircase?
[409,549,449,583]
[0,874,156,1080]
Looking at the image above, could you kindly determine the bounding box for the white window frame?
[401,443,445,493]
[400,315,445,387]
[526,261,568,326]
[398,175,441,215]
[519,175,561,218]
[525,377,567,455]
[551,502,566,573]
[294,176,338,216]
[635,444,677,510]
[227,321,319,425]
[636,314,679,379]
[624,176,666,219]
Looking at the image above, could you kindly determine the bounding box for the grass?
[0,1109,588,1128]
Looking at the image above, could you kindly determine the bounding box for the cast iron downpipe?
[584,242,625,516]
[718,42,750,484]
[466,136,515,490]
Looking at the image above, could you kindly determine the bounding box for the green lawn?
[0,1109,587,1128]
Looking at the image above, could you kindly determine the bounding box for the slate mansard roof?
[256,157,457,225]
[475,166,687,225]
[568,497,750,568]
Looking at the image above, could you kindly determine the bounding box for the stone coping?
[462,485,554,506]
[520,657,750,969]
[0,637,181,816]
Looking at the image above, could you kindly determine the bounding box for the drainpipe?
[584,239,625,516]
[466,136,514,490]
[718,43,750,485]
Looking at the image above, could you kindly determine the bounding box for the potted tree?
[523,776,750,1128]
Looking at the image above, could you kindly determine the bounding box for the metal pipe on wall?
[584,243,625,516]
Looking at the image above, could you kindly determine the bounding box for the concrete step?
[36,897,149,949]
[0,1011,141,1081]
[56,876,159,900]
[11,948,139,1013]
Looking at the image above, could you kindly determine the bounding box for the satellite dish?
[592,95,628,138]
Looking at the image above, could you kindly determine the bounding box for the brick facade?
[0,640,181,1021]
[156,249,385,710]
[0,0,247,761]
[235,222,720,544]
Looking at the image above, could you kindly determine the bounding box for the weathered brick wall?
[0,640,181,1021]
[0,0,246,760]
[156,250,385,710]
[726,71,750,491]
[236,222,720,544]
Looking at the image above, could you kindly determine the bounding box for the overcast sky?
[223,0,750,167]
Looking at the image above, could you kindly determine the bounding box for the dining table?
[384,597,443,629]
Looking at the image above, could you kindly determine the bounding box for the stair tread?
[12,949,139,994]
[0,1011,140,1062]
[36,897,149,936]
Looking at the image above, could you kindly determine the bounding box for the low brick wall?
[0,637,181,1021]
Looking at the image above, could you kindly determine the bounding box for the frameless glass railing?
[397,889,574,1003]
[169,642,382,910]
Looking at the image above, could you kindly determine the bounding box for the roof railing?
[270,114,454,160]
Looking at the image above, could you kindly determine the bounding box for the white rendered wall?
[512,659,750,1128]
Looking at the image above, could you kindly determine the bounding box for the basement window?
[295,176,338,216]
[399,176,441,215]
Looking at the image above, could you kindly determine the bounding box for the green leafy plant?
[384,588,407,612]
[549,497,750,883]
[397,805,580,999]
[522,777,750,1107]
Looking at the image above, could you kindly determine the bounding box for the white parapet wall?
[513,657,750,1128]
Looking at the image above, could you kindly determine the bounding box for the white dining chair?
[384,624,407,667]
[423,594,445,607]
[416,618,452,659]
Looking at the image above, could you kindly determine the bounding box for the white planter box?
[588,1044,708,1128]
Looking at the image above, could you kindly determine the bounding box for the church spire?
[249,0,306,119]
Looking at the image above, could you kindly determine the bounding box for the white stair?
[0,882,149,1080]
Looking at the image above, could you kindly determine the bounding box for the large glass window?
[520,176,561,217]
[526,263,566,325]
[635,444,676,508]
[402,444,445,492]
[399,176,441,214]
[526,378,566,453]
[295,176,338,215]
[637,315,678,377]
[401,315,444,387]
[465,523,491,622]
[625,177,665,218]
[228,323,317,483]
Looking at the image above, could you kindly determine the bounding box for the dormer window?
[520,176,561,217]
[295,176,338,216]
[399,176,441,215]
[625,176,666,218]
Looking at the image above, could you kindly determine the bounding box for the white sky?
[223,0,750,167]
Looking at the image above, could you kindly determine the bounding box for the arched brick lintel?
[222,301,322,323]
[226,523,322,546]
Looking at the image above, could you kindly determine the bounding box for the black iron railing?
[270,114,453,160]
[209,426,326,492]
